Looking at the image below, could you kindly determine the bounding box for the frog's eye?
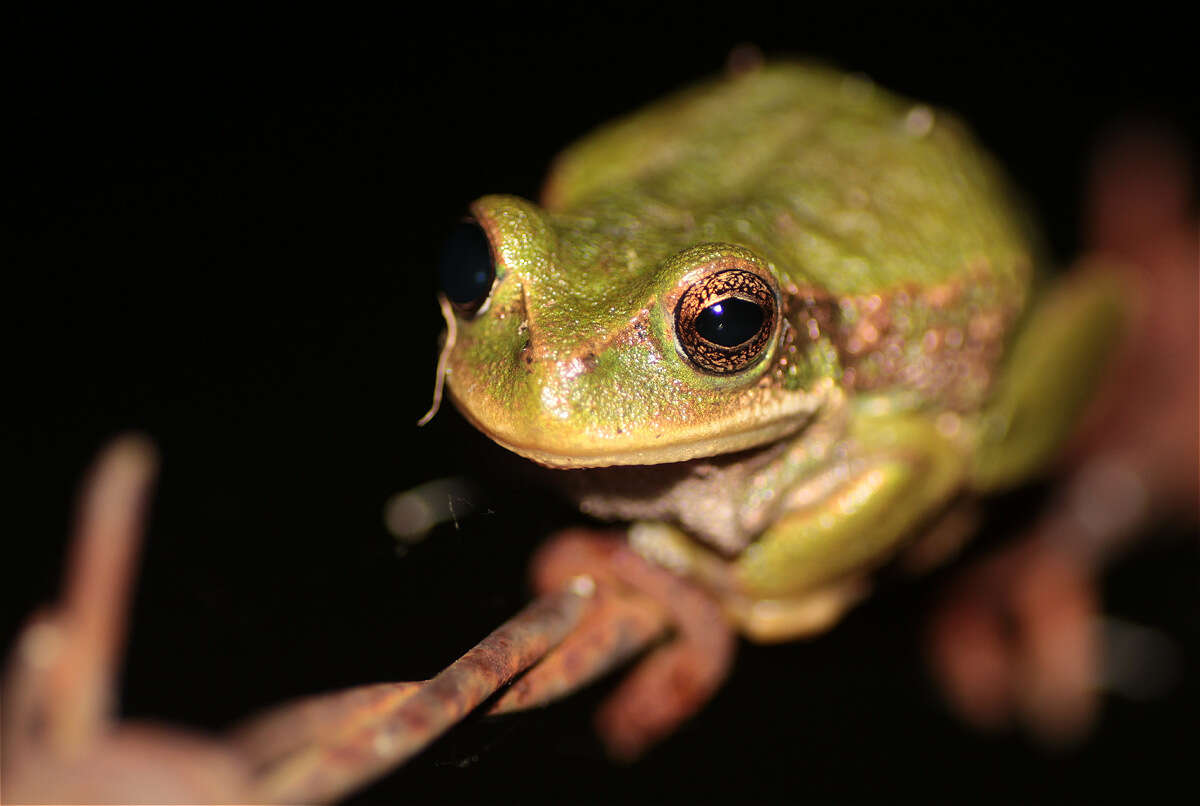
[675,269,777,374]
[437,219,496,315]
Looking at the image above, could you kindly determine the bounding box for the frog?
[428,60,1122,645]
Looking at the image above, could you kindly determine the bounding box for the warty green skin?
[439,63,1120,632]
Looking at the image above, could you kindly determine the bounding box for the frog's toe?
[592,541,736,760]
[508,529,737,759]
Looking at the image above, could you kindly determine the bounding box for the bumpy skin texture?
[440,63,1120,636]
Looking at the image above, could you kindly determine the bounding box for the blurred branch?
[2,438,690,804]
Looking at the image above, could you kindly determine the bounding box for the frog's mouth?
[469,412,809,468]
[446,382,828,469]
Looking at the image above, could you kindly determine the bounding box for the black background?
[7,5,1198,803]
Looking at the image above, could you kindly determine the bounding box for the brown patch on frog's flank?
[763,284,840,385]
[829,273,1021,410]
[765,319,798,386]
[785,285,839,334]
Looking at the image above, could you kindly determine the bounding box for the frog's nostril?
[520,338,535,369]
[515,283,542,370]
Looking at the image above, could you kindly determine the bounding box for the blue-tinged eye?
[438,219,495,314]
[694,298,764,347]
[674,268,777,374]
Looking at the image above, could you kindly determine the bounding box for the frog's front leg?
[633,414,969,643]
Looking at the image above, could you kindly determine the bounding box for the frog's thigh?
[731,498,980,643]
[629,521,870,643]
[723,577,873,643]
[732,417,966,633]
[972,264,1125,491]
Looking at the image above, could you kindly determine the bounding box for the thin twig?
[252,583,594,804]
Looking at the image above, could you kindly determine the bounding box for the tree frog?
[430,62,1120,643]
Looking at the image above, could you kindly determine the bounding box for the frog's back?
[543,62,1035,303]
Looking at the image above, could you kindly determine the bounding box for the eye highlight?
[674,269,777,374]
[437,219,495,315]
[694,298,765,347]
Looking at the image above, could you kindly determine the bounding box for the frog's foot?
[926,536,1100,745]
[723,578,871,644]
[506,529,737,760]
[489,531,673,715]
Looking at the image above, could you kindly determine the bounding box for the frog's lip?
[450,395,816,469]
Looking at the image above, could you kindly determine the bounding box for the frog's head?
[434,194,834,468]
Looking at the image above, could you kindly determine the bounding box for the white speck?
[935,412,962,439]
[374,732,395,757]
[21,622,64,669]
[904,105,935,137]
[567,575,596,597]
[559,356,587,381]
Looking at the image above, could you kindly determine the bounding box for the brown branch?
[250,585,593,803]
[2,437,714,804]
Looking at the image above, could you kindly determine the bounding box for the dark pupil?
[438,220,495,307]
[694,298,764,347]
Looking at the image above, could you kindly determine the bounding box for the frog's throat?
[450,395,822,469]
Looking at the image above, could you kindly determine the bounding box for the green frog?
[430,61,1121,643]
